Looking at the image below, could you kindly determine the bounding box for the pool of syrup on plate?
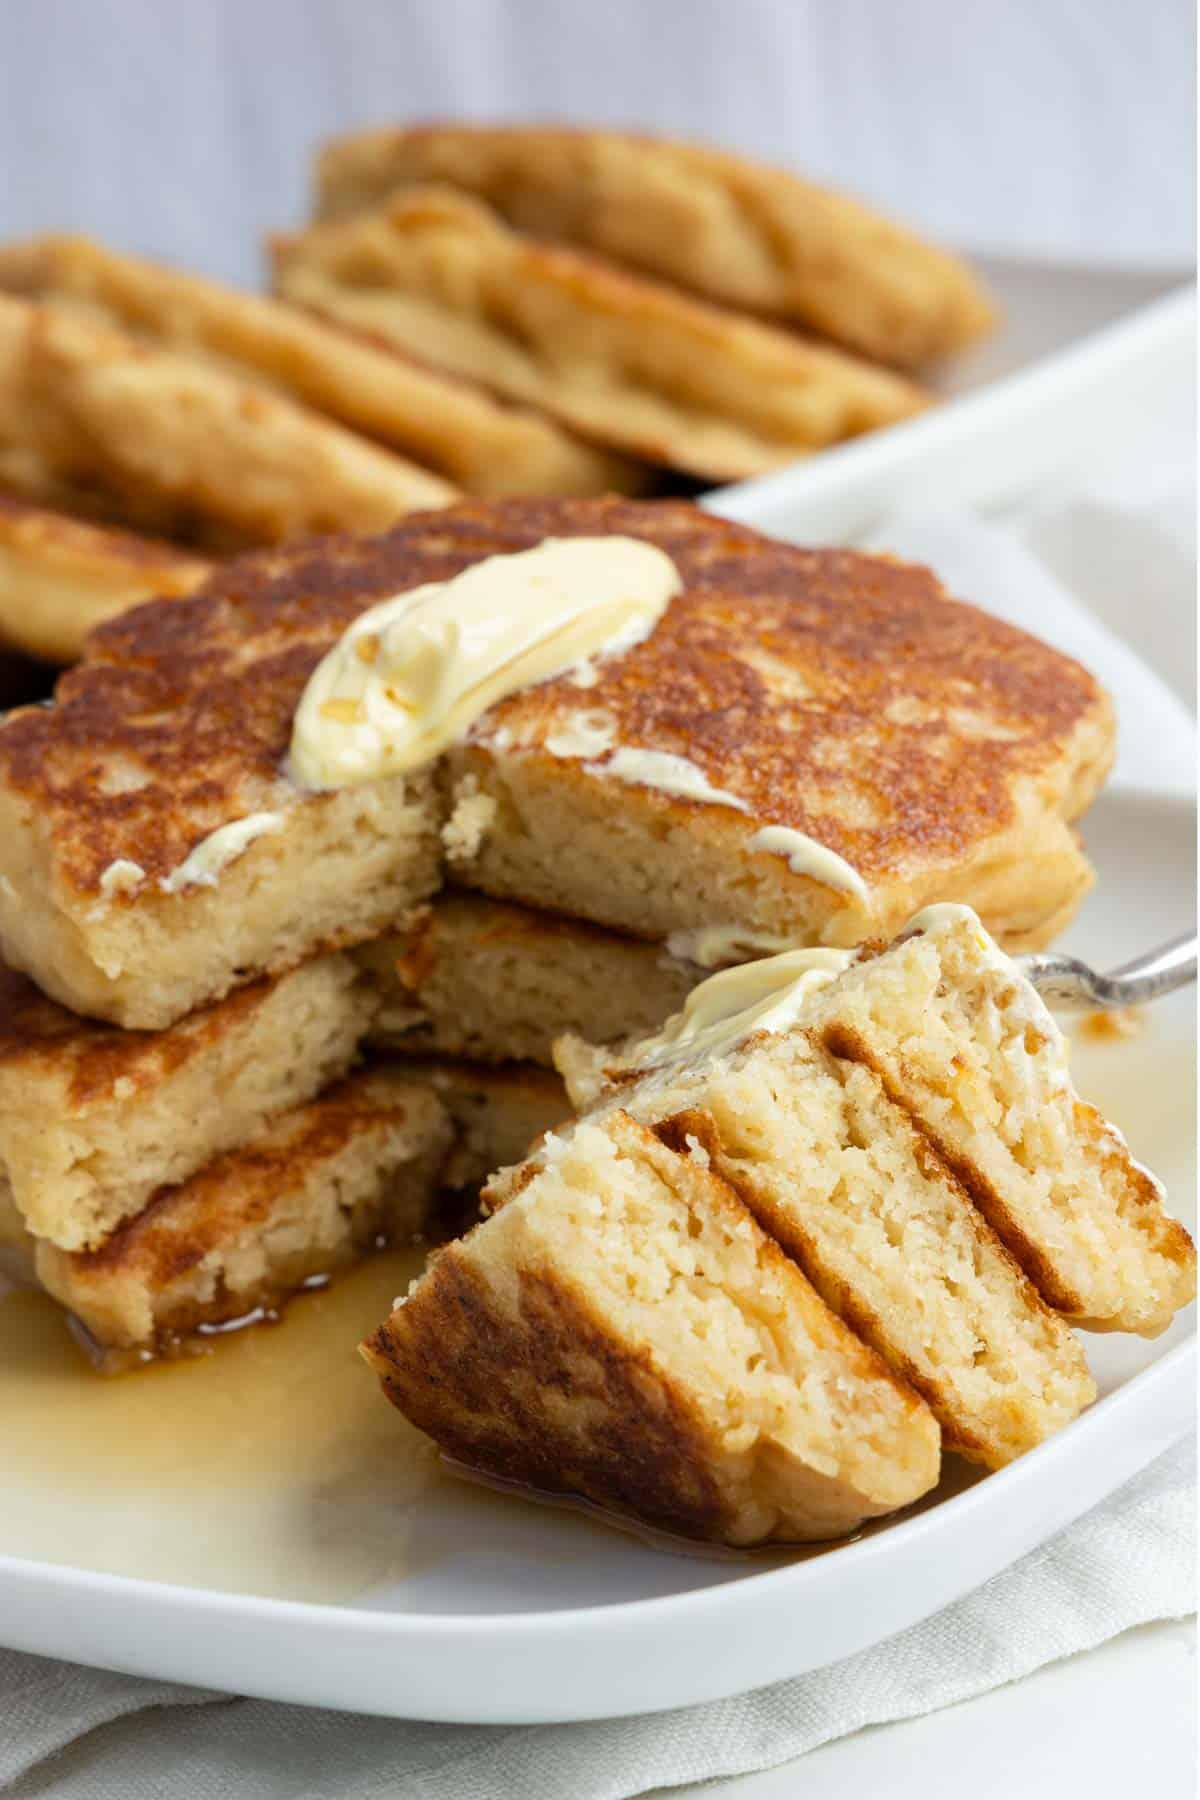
[0,1006,1189,1602]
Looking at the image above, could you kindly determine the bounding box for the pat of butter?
[289,537,681,790]
[97,859,146,900]
[159,813,283,895]
[747,825,867,901]
[590,747,749,811]
[630,945,856,1069]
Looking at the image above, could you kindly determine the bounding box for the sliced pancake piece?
[35,1066,452,1365]
[270,188,928,483]
[0,293,455,554]
[358,893,698,1065]
[792,906,1197,1336]
[0,492,212,664]
[398,1056,568,1191]
[0,951,377,1252]
[0,499,1111,1027]
[0,234,645,500]
[363,1111,940,1545]
[314,123,995,369]
[615,1032,1095,1466]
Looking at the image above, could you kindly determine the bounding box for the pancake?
[0,493,212,664]
[557,908,1196,1351]
[362,1110,941,1545]
[0,234,645,500]
[0,499,1112,1029]
[35,1066,452,1366]
[270,187,929,482]
[0,293,455,555]
[572,1037,1095,1467]
[397,1056,569,1191]
[359,893,698,1065]
[0,952,376,1252]
[314,123,995,369]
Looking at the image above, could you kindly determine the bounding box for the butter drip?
[747,826,868,901]
[289,537,681,789]
[630,945,856,1069]
[158,813,283,895]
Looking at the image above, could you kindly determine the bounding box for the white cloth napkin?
[1,463,1195,1796]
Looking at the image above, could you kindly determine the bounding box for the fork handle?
[1021,932,1197,1009]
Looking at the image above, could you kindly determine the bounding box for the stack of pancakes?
[0,496,1191,1542]
[0,123,992,665]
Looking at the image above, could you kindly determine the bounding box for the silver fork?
[1020,933,1197,1009]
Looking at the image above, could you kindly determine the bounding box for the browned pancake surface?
[0,496,1110,897]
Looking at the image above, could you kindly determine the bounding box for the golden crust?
[0,497,1111,940]
[0,292,455,553]
[35,1066,452,1358]
[0,492,211,663]
[314,123,996,368]
[363,1110,940,1544]
[0,234,645,501]
[271,187,929,481]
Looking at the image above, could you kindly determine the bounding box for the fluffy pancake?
[397,1056,569,1191]
[270,188,929,482]
[35,1066,452,1365]
[0,498,1112,1029]
[0,951,376,1252]
[363,1110,941,1545]
[557,908,1196,1348]
[0,293,455,554]
[359,893,698,1065]
[0,493,212,664]
[0,234,645,501]
[315,123,995,369]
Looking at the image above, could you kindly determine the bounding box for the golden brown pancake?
[0,234,645,500]
[314,123,996,368]
[0,492,212,664]
[0,498,1112,1030]
[0,292,455,554]
[0,952,376,1251]
[271,187,929,482]
[363,1109,941,1545]
[35,1066,452,1365]
[359,893,699,1065]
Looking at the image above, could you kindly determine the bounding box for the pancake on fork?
[270,188,929,483]
[557,907,1196,1363]
[0,293,455,555]
[314,122,995,369]
[362,1110,941,1546]
[0,234,644,501]
[0,493,212,664]
[0,498,1113,1031]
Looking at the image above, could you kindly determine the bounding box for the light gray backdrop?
[1,0,1194,284]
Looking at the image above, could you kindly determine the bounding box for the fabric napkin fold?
[1,466,1195,1797]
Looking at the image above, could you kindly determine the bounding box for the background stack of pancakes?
[0,123,994,676]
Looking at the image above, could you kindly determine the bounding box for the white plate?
[0,264,1195,1723]
[0,786,1194,1723]
[707,257,1195,543]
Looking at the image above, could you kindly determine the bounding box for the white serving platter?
[707,256,1195,543]
[0,260,1194,1724]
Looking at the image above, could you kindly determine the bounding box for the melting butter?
[97,858,146,899]
[591,748,749,811]
[664,924,802,969]
[748,826,867,901]
[289,537,681,790]
[159,812,284,895]
[545,709,619,760]
[630,945,856,1069]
